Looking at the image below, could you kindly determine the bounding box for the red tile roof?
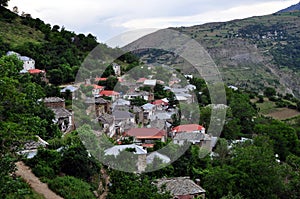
[125,128,166,139]
[28,69,45,74]
[100,90,120,96]
[152,99,168,106]
[136,78,147,83]
[172,124,205,133]
[93,84,104,89]
[142,143,155,148]
[95,77,108,81]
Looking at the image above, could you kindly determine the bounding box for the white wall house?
[7,51,35,72]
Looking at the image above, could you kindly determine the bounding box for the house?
[60,85,78,93]
[123,90,150,101]
[99,90,120,101]
[228,85,238,91]
[112,63,121,76]
[44,97,65,109]
[7,51,35,71]
[152,99,169,110]
[18,136,49,159]
[44,97,73,132]
[124,128,167,146]
[104,144,147,172]
[98,113,116,137]
[112,110,135,124]
[95,97,111,116]
[174,132,203,145]
[112,98,131,111]
[132,106,144,124]
[136,77,148,84]
[51,108,73,132]
[91,84,104,96]
[141,103,156,120]
[156,177,206,199]
[172,124,205,136]
[146,151,171,164]
[144,79,157,87]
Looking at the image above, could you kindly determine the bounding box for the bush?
[32,163,55,179]
[48,176,95,199]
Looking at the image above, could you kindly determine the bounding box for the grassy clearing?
[265,108,300,120]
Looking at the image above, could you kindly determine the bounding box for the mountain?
[127,11,300,98]
[277,1,300,13]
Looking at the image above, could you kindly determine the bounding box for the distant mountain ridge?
[277,1,300,13]
[127,11,300,98]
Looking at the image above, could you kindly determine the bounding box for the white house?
[7,51,35,71]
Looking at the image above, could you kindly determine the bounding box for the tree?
[254,120,299,160]
[264,87,276,98]
[0,0,9,7]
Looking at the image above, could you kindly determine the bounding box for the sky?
[8,0,299,45]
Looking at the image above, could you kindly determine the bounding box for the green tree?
[264,87,276,98]
[0,0,9,7]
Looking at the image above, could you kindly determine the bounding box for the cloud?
[8,0,299,42]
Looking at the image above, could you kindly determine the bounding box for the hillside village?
[2,3,300,198]
[6,47,300,198]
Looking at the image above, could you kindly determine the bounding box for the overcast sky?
[8,0,299,44]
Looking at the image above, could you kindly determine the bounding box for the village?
[10,50,221,198]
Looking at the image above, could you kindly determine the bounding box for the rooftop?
[172,124,205,133]
[104,144,147,157]
[156,177,206,196]
[44,97,64,103]
[125,128,166,139]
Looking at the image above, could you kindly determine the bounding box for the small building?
[146,151,171,164]
[112,63,121,76]
[99,90,120,101]
[98,113,115,137]
[104,144,147,172]
[7,51,35,71]
[44,97,65,109]
[18,136,49,159]
[141,103,156,120]
[172,124,205,136]
[60,85,78,93]
[155,177,206,199]
[124,128,167,146]
[44,97,73,132]
[144,79,157,87]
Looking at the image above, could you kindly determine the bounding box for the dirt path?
[15,161,64,199]
[98,168,110,199]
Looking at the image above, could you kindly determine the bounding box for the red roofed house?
[152,99,169,110]
[92,84,104,96]
[172,124,205,134]
[171,124,213,151]
[125,128,167,147]
[95,77,108,82]
[100,90,120,101]
[136,77,148,83]
[28,69,45,74]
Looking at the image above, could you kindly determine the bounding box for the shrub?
[48,176,95,199]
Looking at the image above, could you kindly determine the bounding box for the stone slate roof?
[98,113,114,125]
[112,110,134,120]
[156,177,206,196]
[52,108,72,119]
[44,97,64,103]
[104,144,147,157]
[60,85,78,93]
[146,152,170,164]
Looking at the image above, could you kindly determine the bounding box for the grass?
[0,18,45,48]
[256,99,277,114]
